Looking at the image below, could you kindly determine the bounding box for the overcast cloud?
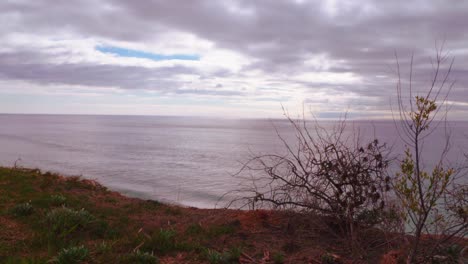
[0,0,467,118]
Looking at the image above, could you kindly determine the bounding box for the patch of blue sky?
[96,45,200,61]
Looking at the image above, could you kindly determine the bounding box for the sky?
[0,0,467,119]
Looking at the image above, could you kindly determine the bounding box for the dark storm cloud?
[1,0,468,105]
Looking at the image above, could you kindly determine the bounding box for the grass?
[45,207,95,236]
[204,249,223,264]
[0,167,234,262]
[142,228,178,255]
[1,166,461,263]
[95,240,114,255]
[185,223,204,235]
[49,194,67,206]
[49,245,89,264]
[10,202,34,217]
[202,247,242,264]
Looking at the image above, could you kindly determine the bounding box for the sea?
[0,114,466,208]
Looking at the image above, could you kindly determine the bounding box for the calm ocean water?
[0,114,467,208]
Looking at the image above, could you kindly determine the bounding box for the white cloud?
[0,0,467,119]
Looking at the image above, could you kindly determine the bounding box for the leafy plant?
[96,240,115,255]
[393,48,467,263]
[10,202,34,217]
[49,194,67,206]
[49,245,88,264]
[204,249,223,264]
[185,223,204,235]
[143,228,177,255]
[203,247,243,264]
[45,207,95,237]
[226,246,242,262]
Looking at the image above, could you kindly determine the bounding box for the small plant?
[143,228,177,255]
[10,202,34,217]
[203,247,242,264]
[49,245,88,264]
[125,250,159,264]
[393,49,467,263]
[45,207,95,236]
[49,194,67,206]
[96,240,114,255]
[272,252,285,264]
[224,246,243,263]
[185,223,204,235]
[204,249,223,264]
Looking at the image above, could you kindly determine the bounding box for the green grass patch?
[0,167,296,263]
[49,245,89,264]
[142,228,178,255]
[45,207,95,237]
[203,246,243,264]
[10,202,34,217]
[185,223,204,235]
[49,194,67,207]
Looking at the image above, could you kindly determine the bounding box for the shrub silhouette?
[228,113,392,249]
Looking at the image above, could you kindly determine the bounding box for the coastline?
[0,167,465,263]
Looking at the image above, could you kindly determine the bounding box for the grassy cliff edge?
[0,167,464,263]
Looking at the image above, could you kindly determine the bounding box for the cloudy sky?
[1,0,467,119]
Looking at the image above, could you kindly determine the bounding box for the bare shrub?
[226,112,393,251]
